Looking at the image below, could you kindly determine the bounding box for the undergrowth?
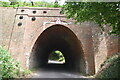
[96,52,120,79]
[0,46,31,79]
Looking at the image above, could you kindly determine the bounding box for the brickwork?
[0,7,119,75]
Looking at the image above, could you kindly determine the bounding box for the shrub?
[96,53,120,79]
[0,1,62,8]
[0,46,21,79]
[0,1,10,7]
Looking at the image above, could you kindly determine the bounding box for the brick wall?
[0,7,119,74]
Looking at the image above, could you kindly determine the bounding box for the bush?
[0,46,21,79]
[0,1,10,7]
[96,53,120,79]
[0,1,62,8]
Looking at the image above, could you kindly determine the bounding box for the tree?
[0,1,9,7]
[54,0,61,7]
[9,0,21,7]
[63,2,120,34]
[23,0,34,6]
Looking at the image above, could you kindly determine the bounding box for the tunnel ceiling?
[29,24,86,73]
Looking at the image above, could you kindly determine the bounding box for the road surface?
[29,60,90,78]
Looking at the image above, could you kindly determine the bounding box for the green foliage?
[0,46,20,78]
[0,1,10,7]
[63,2,120,34]
[0,1,20,7]
[19,69,31,77]
[30,1,55,7]
[49,50,65,62]
[54,2,60,8]
[96,53,120,79]
[9,0,20,2]
[0,46,31,79]
[0,1,62,8]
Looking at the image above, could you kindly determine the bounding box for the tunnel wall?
[28,22,96,74]
[29,25,87,73]
[92,25,120,73]
[0,7,119,74]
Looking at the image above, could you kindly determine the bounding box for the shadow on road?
[30,62,89,78]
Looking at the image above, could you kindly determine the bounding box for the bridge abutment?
[0,7,119,75]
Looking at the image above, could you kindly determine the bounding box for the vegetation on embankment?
[0,1,62,8]
[49,50,65,63]
[95,52,120,79]
[0,46,31,79]
[63,2,120,35]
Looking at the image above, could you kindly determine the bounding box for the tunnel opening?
[29,24,86,73]
[48,50,65,64]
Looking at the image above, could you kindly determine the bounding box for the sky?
[0,0,66,5]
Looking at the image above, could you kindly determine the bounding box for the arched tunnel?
[29,24,86,73]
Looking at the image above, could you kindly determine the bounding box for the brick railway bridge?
[0,7,119,75]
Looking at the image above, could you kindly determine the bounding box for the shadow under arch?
[29,24,86,73]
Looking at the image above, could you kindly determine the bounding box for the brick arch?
[29,24,87,73]
[29,24,80,57]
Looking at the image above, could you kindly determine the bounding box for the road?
[31,68,86,78]
[29,60,89,78]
